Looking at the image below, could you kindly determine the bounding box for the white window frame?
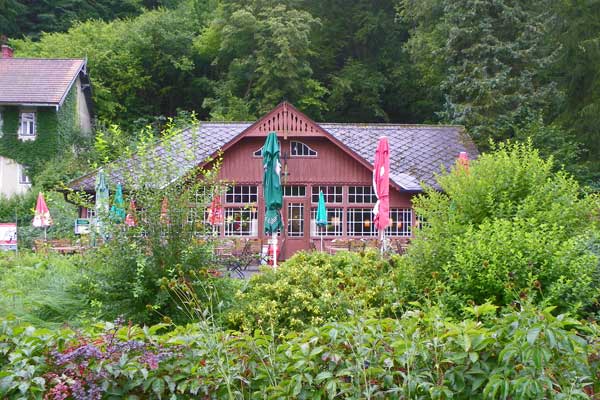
[311,186,343,204]
[283,185,306,197]
[346,208,378,237]
[18,165,31,185]
[287,203,305,237]
[0,109,3,137]
[348,186,378,204]
[290,141,317,157]
[310,207,343,237]
[387,208,412,237]
[225,185,258,204]
[224,207,258,237]
[18,111,36,140]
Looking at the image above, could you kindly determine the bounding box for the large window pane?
[224,208,258,236]
[311,186,342,203]
[310,208,343,236]
[225,185,258,203]
[287,203,304,237]
[387,208,412,237]
[347,208,377,236]
[348,186,377,204]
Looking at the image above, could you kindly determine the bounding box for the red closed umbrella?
[207,196,224,226]
[32,192,53,240]
[372,137,390,252]
[125,199,137,227]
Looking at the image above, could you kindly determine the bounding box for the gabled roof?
[68,116,478,193]
[0,58,87,107]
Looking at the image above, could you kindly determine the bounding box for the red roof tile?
[0,58,86,106]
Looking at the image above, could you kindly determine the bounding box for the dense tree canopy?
[4,0,599,184]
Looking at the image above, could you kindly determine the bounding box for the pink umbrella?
[125,199,137,227]
[373,137,390,253]
[207,196,224,225]
[160,197,170,225]
[458,151,470,172]
[32,192,53,240]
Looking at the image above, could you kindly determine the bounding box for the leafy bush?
[0,304,598,399]
[0,252,88,326]
[226,250,405,334]
[408,141,600,315]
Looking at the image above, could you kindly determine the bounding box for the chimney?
[1,44,14,58]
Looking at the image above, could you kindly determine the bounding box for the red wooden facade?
[202,104,417,259]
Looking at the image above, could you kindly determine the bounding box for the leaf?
[527,327,541,345]
[315,371,333,383]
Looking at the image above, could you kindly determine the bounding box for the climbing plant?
[0,87,82,182]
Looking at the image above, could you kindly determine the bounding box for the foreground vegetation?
[0,143,598,398]
[2,304,598,399]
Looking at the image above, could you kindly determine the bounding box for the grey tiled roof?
[321,123,478,188]
[0,58,86,105]
[68,121,477,192]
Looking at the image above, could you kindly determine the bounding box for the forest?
[2,0,598,186]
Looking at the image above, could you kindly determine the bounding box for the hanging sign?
[74,218,91,235]
[0,223,17,251]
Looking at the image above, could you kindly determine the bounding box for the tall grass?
[0,251,89,326]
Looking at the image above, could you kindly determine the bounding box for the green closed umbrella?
[95,169,110,243]
[110,183,126,223]
[316,190,327,251]
[262,132,283,267]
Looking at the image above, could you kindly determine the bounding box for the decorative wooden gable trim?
[243,102,324,139]
[204,102,403,191]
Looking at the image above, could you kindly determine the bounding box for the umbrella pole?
[380,229,384,255]
[320,227,323,252]
[272,232,278,269]
[44,226,47,241]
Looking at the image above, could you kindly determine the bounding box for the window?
[253,147,263,157]
[0,110,3,137]
[310,208,343,236]
[287,203,304,237]
[290,141,317,157]
[283,185,306,197]
[18,112,36,140]
[225,185,258,203]
[348,186,377,204]
[387,208,412,237]
[416,214,428,230]
[224,208,258,236]
[312,186,343,203]
[347,208,377,236]
[18,165,31,185]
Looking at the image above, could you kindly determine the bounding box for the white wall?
[76,77,92,135]
[0,156,30,198]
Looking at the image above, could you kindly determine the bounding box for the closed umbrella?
[316,190,327,251]
[262,132,283,268]
[110,183,126,223]
[125,199,137,227]
[207,195,223,236]
[372,137,390,253]
[95,169,109,242]
[32,192,52,240]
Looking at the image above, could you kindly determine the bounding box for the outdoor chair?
[327,239,350,254]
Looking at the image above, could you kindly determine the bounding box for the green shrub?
[0,252,88,326]
[408,141,600,315]
[0,304,598,398]
[226,250,404,334]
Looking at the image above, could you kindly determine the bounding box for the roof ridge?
[319,122,465,128]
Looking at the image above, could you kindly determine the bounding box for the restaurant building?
[69,102,478,259]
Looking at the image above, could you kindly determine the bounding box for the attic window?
[18,112,36,140]
[290,141,316,157]
[253,147,263,157]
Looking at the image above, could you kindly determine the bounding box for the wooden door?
[282,197,310,259]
